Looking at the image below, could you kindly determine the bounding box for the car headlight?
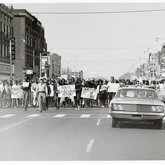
[151,106,164,113]
[112,104,123,111]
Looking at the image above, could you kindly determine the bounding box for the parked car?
[109,87,165,129]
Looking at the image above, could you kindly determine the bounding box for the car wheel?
[112,118,118,128]
[154,119,162,129]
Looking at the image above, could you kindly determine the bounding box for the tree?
[119,72,133,80]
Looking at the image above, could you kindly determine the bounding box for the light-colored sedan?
[109,87,165,129]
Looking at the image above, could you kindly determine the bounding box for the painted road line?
[80,114,91,118]
[106,114,111,118]
[54,114,66,118]
[0,114,15,118]
[26,114,40,118]
[86,138,95,153]
[96,118,101,126]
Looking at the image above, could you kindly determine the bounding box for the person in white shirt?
[11,80,20,108]
[158,80,165,95]
[107,77,120,105]
[22,77,31,111]
[36,77,48,112]
[49,81,55,107]
[31,79,38,107]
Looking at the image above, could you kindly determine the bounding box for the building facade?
[13,9,46,79]
[0,4,14,80]
[159,44,165,78]
[61,67,83,80]
[49,53,61,78]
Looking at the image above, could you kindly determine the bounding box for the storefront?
[0,62,14,80]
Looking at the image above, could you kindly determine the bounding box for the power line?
[31,8,165,15]
[62,58,147,63]
[54,45,157,50]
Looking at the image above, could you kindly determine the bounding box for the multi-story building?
[148,52,161,79]
[159,44,165,78]
[49,53,61,78]
[0,4,14,80]
[13,9,46,79]
[61,67,83,80]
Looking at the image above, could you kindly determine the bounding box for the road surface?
[0,107,165,161]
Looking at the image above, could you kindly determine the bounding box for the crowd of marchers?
[0,76,163,112]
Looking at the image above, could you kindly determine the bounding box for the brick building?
[0,4,14,80]
[13,9,46,79]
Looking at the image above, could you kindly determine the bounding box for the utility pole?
[33,49,35,76]
[40,52,42,77]
[9,40,12,80]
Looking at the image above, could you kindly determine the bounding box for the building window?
[6,44,10,57]
[0,43,2,57]
[0,22,2,32]
[1,22,4,33]
[2,13,4,20]
[3,23,5,34]
[10,27,13,37]
[7,26,10,38]
[2,44,4,57]
[5,44,8,57]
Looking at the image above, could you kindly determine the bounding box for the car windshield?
[116,89,158,99]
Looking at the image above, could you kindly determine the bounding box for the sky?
[6,2,165,79]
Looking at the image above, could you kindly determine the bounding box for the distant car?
[109,87,165,129]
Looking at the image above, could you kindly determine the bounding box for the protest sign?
[58,85,76,98]
[22,82,30,88]
[81,87,97,100]
[11,87,23,99]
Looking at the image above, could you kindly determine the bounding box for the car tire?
[112,118,118,128]
[154,119,162,129]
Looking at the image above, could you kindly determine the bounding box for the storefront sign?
[0,62,14,73]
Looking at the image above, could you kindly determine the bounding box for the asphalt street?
[0,107,165,161]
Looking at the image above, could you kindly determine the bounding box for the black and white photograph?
[1,0,165,164]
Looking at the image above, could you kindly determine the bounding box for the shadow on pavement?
[116,121,165,130]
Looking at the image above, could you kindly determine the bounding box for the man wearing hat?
[22,77,31,111]
[36,77,48,112]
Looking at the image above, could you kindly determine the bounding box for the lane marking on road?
[106,114,111,118]
[96,118,101,126]
[0,118,33,133]
[80,114,91,118]
[86,138,95,153]
[0,114,15,118]
[53,114,66,118]
[26,114,40,118]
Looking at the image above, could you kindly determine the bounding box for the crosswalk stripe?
[0,114,15,118]
[0,113,111,119]
[106,114,111,118]
[80,114,91,118]
[54,114,66,118]
[26,114,40,118]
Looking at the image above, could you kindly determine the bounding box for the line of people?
[0,76,145,111]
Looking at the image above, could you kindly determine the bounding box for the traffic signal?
[10,37,15,60]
